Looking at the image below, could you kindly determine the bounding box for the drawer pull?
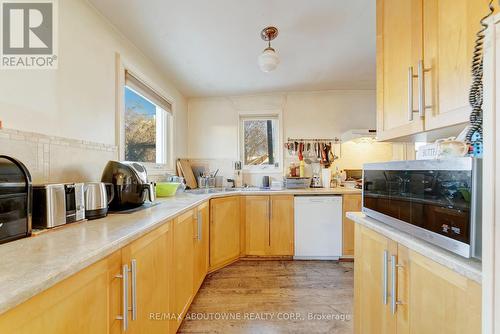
[383,250,388,305]
[115,264,130,331]
[131,259,137,321]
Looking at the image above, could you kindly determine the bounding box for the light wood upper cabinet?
[193,202,209,293]
[122,222,172,334]
[210,197,240,269]
[269,195,294,256]
[396,246,481,334]
[342,194,362,256]
[0,252,119,334]
[423,0,493,130]
[376,0,424,141]
[354,224,397,334]
[245,196,270,256]
[173,211,195,329]
[377,0,493,140]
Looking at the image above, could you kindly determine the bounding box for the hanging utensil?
[298,142,304,161]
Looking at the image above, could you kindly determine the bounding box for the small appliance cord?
[467,0,495,143]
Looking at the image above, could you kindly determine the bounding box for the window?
[240,116,280,170]
[123,71,172,166]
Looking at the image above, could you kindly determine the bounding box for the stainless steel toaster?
[33,183,86,228]
[33,184,66,228]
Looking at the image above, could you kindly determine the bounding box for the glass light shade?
[258,48,280,72]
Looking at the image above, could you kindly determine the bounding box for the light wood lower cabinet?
[342,194,362,256]
[269,195,294,256]
[193,202,209,292]
[354,224,397,334]
[245,196,270,256]
[396,246,481,334]
[210,196,240,270]
[0,251,120,334]
[0,222,174,334]
[354,224,481,334]
[120,222,172,334]
[244,195,294,257]
[172,210,195,331]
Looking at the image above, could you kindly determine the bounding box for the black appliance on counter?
[0,155,32,243]
[101,161,154,211]
[362,158,481,259]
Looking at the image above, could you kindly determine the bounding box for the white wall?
[0,0,187,181]
[188,90,401,186]
[188,91,376,158]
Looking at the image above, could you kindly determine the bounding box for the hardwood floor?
[178,260,354,333]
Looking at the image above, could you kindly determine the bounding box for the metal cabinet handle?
[408,60,431,120]
[197,211,202,241]
[417,60,425,117]
[408,67,415,121]
[391,255,397,314]
[131,259,137,321]
[390,255,404,315]
[268,199,272,246]
[383,250,389,305]
[115,264,129,331]
[193,212,199,240]
[408,66,420,121]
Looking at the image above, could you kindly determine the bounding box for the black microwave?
[362,158,481,259]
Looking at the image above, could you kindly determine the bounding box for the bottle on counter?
[289,163,297,177]
[299,160,305,178]
[333,167,342,188]
[340,169,347,183]
[321,168,331,188]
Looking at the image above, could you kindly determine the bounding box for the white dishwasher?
[294,196,343,260]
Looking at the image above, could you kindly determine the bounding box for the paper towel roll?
[321,168,331,188]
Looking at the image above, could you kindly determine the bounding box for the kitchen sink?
[186,187,240,195]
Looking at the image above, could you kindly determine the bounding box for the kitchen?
[0,0,499,333]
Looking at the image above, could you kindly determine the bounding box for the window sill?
[142,163,175,177]
[242,168,283,174]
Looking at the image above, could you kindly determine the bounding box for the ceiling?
[90,0,376,97]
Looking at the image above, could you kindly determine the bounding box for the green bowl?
[156,182,181,197]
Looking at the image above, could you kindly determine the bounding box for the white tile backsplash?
[0,128,117,184]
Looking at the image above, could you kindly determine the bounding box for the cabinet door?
[0,252,120,334]
[210,197,240,269]
[269,195,294,256]
[342,194,362,256]
[354,224,397,334]
[377,0,424,140]
[123,222,171,334]
[396,246,481,334]
[245,196,270,256]
[423,0,493,130]
[193,202,209,293]
[173,211,195,329]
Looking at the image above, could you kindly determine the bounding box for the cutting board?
[177,159,198,189]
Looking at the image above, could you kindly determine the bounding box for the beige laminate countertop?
[347,212,482,284]
[0,187,359,316]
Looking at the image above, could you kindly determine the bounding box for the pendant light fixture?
[258,26,279,72]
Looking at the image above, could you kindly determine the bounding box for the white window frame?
[115,53,175,175]
[238,111,282,173]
